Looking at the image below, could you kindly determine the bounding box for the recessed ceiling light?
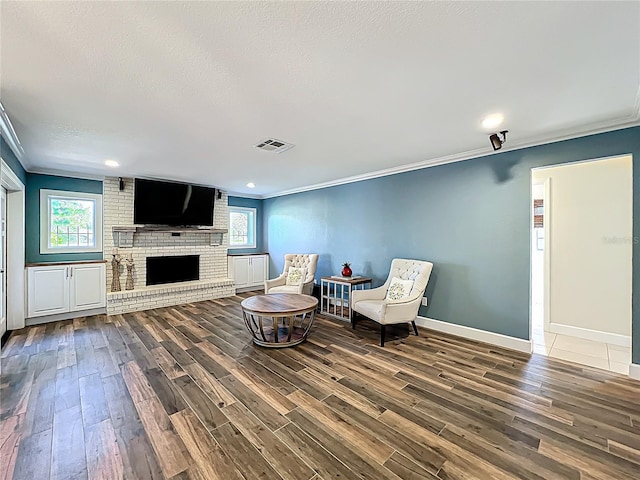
[246,182,255,188]
[104,159,119,167]
[481,113,504,130]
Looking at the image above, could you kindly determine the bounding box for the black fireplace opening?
[146,255,199,286]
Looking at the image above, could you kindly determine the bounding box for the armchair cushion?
[385,277,414,303]
[286,267,307,286]
[355,300,385,322]
[268,285,303,294]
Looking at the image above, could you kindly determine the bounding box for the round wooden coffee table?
[241,293,318,348]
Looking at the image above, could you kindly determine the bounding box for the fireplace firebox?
[146,255,199,286]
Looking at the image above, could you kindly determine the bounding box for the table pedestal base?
[243,311,315,348]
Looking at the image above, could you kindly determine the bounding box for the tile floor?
[532,328,631,374]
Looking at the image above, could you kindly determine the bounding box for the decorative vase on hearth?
[125,255,135,290]
[111,253,122,292]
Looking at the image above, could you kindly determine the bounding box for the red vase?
[342,266,352,277]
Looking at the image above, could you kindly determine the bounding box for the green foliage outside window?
[230,210,249,245]
[49,197,95,247]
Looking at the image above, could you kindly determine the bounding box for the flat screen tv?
[134,178,215,226]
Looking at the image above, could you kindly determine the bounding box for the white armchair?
[264,254,319,296]
[351,258,433,346]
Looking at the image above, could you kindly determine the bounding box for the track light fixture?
[489,130,508,151]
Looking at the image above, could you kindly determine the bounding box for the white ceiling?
[1,1,639,197]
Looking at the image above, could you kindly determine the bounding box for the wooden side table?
[320,276,372,321]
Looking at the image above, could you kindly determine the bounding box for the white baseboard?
[26,307,106,326]
[416,316,532,354]
[549,322,631,347]
[629,363,640,381]
[234,286,263,294]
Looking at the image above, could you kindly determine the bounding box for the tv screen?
[134,178,215,226]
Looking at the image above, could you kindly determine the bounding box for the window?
[228,206,256,249]
[40,189,103,254]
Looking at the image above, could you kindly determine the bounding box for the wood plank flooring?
[2,292,640,479]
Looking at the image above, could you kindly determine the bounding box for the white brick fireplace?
[103,177,234,315]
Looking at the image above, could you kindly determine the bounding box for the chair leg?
[351,312,356,329]
[411,320,419,336]
[380,325,386,347]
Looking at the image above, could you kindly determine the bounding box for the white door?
[70,264,106,311]
[0,188,6,339]
[250,255,267,285]
[233,257,250,288]
[27,265,70,317]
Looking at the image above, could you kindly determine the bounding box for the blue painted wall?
[1,137,27,185]
[263,126,640,362]
[26,173,104,264]
[228,196,265,254]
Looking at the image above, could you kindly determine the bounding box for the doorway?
[0,187,5,340]
[530,155,633,374]
[0,158,26,338]
[530,180,548,351]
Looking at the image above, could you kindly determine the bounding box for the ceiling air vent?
[253,138,295,154]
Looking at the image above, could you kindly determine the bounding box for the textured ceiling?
[1,1,639,196]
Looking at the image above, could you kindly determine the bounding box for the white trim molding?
[28,167,105,181]
[39,189,104,254]
[416,316,532,354]
[0,159,26,331]
[228,206,257,249]
[629,363,640,381]
[0,101,27,168]
[264,119,640,199]
[0,159,23,191]
[549,322,631,348]
[26,307,106,326]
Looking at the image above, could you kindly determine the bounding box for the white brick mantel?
[103,177,234,314]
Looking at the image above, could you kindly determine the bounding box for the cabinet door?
[232,257,250,288]
[70,264,106,312]
[249,255,267,286]
[27,266,70,317]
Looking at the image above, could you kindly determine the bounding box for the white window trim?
[228,206,257,249]
[40,189,103,254]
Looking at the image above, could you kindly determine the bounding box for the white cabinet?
[232,257,251,288]
[27,265,69,317]
[69,264,107,311]
[228,254,268,291]
[249,255,267,286]
[27,262,106,318]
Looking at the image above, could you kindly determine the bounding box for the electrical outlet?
[421,297,428,306]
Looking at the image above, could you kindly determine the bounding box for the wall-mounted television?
[134,178,215,226]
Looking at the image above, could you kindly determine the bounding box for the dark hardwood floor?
[2,292,639,480]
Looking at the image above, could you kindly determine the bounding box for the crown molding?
[28,166,106,181]
[262,114,640,199]
[0,102,28,169]
[1,159,25,190]
[226,190,263,199]
[633,84,640,120]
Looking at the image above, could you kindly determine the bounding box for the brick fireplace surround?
[103,177,234,315]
